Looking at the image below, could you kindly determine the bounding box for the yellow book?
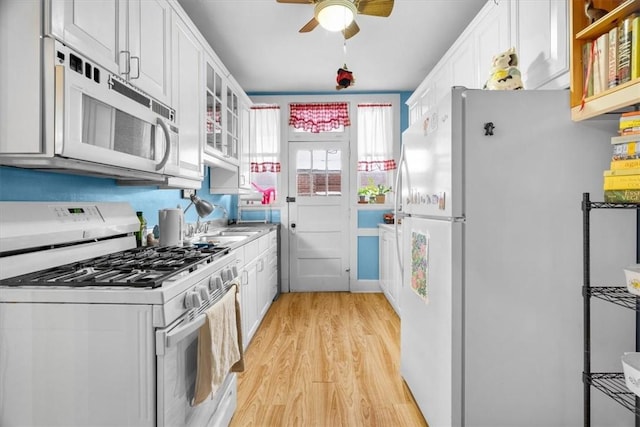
[604,189,640,203]
[603,174,640,190]
[611,158,640,170]
[632,15,640,80]
[604,168,640,176]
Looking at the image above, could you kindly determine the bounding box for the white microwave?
[55,41,180,177]
[0,38,179,182]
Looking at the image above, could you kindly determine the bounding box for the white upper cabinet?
[471,0,512,88]
[50,0,122,73]
[407,0,511,124]
[126,0,172,104]
[449,40,477,90]
[407,0,570,125]
[171,10,203,182]
[239,104,251,192]
[514,0,569,89]
[50,0,172,104]
[204,55,239,165]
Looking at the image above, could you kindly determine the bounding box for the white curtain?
[250,105,281,172]
[357,103,396,171]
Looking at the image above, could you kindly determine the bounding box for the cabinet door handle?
[119,50,131,76]
[130,56,140,80]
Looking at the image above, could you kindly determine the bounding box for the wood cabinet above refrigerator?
[569,0,640,121]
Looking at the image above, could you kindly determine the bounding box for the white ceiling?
[177,0,488,93]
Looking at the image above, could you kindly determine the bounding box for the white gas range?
[0,201,239,427]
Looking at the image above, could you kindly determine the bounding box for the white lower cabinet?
[378,225,401,316]
[235,229,279,350]
[256,231,278,318]
[267,248,278,301]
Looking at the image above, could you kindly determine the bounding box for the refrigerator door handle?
[393,141,406,275]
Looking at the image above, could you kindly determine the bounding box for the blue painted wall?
[357,236,380,280]
[0,166,236,228]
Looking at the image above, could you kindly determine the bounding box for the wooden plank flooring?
[230,292,428,427]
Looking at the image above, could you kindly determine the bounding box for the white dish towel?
[192,282,244,406]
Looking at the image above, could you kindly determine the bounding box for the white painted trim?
[357,228,380,237]
[351,280,382,293]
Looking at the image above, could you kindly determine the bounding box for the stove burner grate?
[0,245,230,288]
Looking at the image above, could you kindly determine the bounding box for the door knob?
[291,223,296,228]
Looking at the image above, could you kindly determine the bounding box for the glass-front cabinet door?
[205,60,224,155]
[226,87,239,160]
[204,56,239,165]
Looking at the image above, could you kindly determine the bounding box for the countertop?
[378,223,400,233]
[189,222,279,251]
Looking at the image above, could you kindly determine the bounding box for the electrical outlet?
[181,189,196,200]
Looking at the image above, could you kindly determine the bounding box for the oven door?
[156,313,237,427]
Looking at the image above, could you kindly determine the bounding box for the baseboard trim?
[351,279,382,293]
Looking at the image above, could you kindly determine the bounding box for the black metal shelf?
[584,201,640,210]
[588,286,640,310]
[586,373,640,416]
[582,193,640,426]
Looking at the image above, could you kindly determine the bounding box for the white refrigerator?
[397,87,637,426]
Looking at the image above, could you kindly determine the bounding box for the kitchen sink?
[219,230,261,236]
[197,235,249,244]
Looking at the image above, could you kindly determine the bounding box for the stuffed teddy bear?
[483,47,524,90]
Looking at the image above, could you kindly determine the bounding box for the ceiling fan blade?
[342,21,360,39]
[299,17,319,33]
[357,0,394,17]
[276,0,314,3]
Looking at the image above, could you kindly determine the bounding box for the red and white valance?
[357,159,397,172]
[289,102,350,133]
[250,162,281,173]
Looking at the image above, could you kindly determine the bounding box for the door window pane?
[296,149,342,196]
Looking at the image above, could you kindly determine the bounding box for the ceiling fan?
[276,0,394,39]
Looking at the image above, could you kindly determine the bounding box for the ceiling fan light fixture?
[315,0,356,32]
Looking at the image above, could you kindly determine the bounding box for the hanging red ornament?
[336,64,355,90]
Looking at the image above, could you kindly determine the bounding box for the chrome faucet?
[213,204,228,220]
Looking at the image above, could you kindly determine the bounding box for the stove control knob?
[210,276,223,292]
[231,265,238,279]
[185,291,202,309]
[221,268,230,282]
[197,285,210,301]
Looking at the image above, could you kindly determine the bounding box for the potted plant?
[375,185,391,204]
[357,187,370,203]
[358,178,378,203]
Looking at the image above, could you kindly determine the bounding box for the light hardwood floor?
[230,292,428,427]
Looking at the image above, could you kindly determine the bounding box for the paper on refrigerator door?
[410,230,429,304]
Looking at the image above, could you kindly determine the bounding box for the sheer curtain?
[250,105,281,172]
[357,103,396,171]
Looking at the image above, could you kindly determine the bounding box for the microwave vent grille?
[109,77,151,109]
[152,101,174,122]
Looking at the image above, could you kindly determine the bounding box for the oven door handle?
[157,314,205,355]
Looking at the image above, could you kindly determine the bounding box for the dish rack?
[237,192,271,224]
